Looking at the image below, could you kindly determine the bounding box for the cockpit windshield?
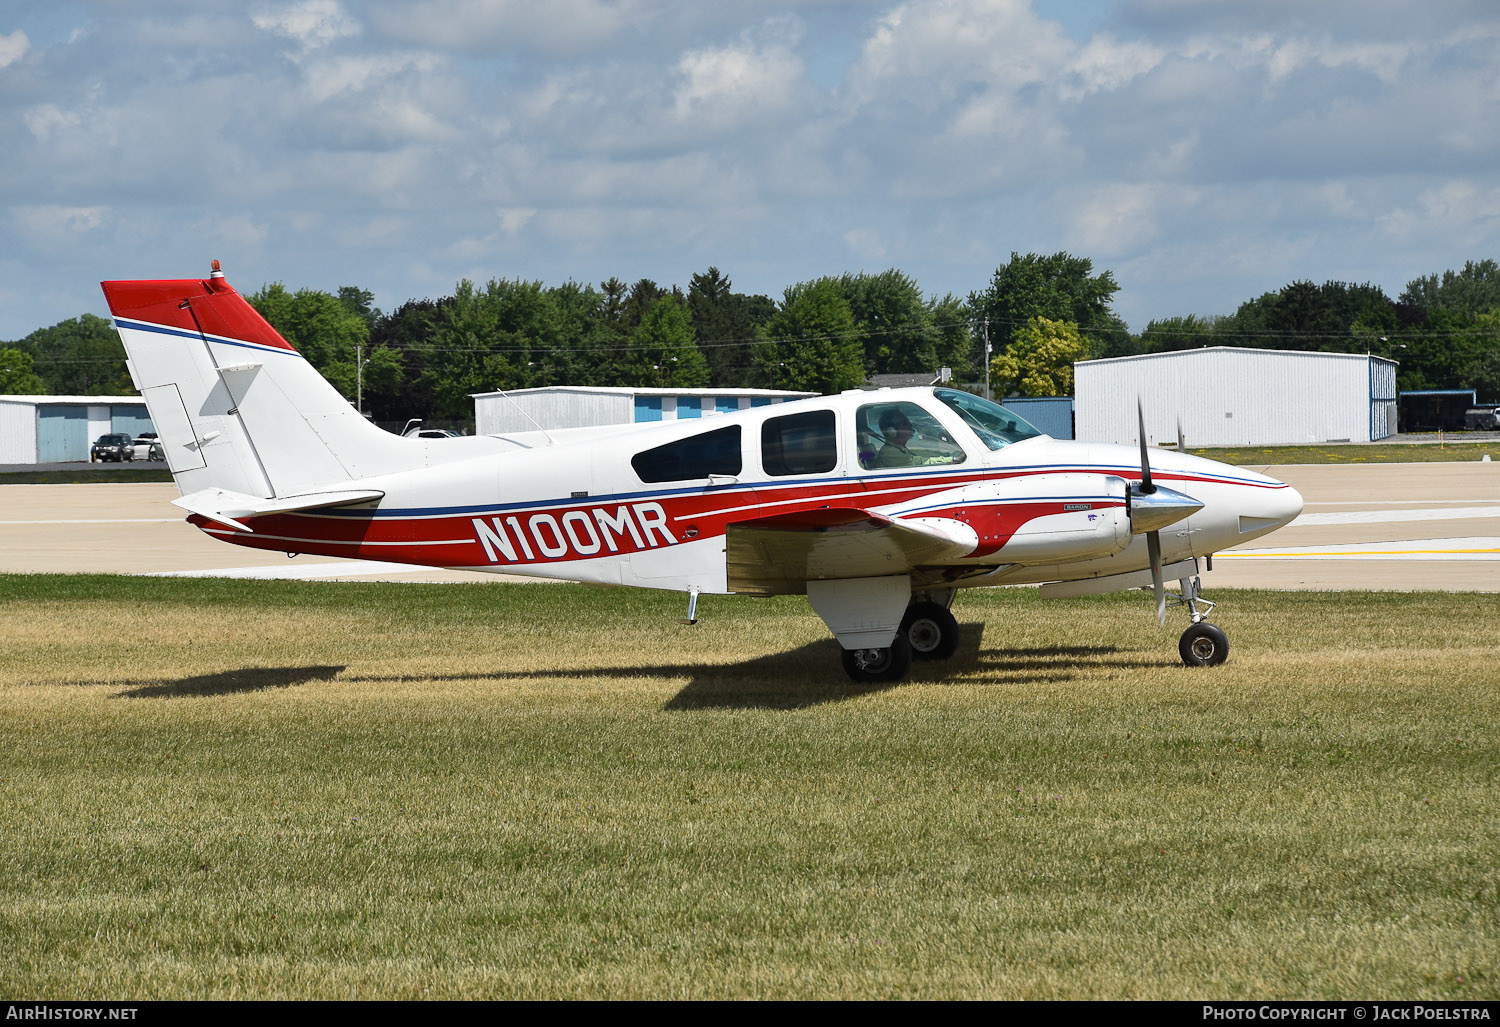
[934,389,1045,450]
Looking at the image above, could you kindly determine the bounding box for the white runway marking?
[1223,537,1500,560]
[0,518,181,525]
[1290,506,1500,526]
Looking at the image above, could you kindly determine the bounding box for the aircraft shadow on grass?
[661,628,1165,711]
[103,632,1162,709]
[113,665,346,699]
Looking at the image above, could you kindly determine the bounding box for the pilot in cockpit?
[867,403,966,469]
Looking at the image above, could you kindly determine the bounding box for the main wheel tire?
[840,635,913,684]
[901,601,960,661]
[1179,622,1229,667]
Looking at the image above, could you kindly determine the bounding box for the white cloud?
[848,0,1072,103]
[842,227,887,260]
[0,29,28,68]
[1379,180,1500,248]
[12,205,108,238]
[1062,182,1174,256]
[1061,35,1165,97]
[674,18,808,127]
[496,208,537,235]
[2,0,1499,340]
[252,0,360,49]
[366,0,642,58]
[22,104,82,140]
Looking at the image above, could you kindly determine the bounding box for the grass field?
[1188,442,1500,465]
[0,468,174,484]
[1,575,1496,1000]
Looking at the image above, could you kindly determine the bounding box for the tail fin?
[101,263,412,498]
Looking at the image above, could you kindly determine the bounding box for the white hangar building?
[472,386,816,435]
[1075,347,1399,447]
[0,395,154,464]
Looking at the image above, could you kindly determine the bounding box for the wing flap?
[726,507,976,595]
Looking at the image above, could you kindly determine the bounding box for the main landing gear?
[839,591,959,684]
[1171,573,1228,667]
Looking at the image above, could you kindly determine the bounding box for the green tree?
[248,283,403,413]
[968,252,1124,359]
[0,346,48,393]
[925,293,977,379]
[337,285,380,330]
[622,295,709,387]
[368,296,453,422]
[1400,259,1500,317]
[989,316,1085,397]
[1139,314,1221,353]
[15,314,130,395]
[754,279,864,394]
[688,267,775,387]
[839,269,938,375]
[249,284,369,371]
[538,281,612,387]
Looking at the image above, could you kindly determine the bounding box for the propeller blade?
[1177,418,1185,453]
[1136,399,1155,494]
[1147,530,1166,624]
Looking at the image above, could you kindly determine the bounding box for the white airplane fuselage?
[186,391,1300,595]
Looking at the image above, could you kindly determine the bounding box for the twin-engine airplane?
[101,263,1303,682]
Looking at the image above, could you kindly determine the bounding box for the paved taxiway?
[1,462,1496,589]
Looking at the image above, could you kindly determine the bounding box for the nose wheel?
[1170,573,1228,666]
[1179,622,1229,666]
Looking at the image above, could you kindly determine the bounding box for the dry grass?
[1,576,1496,999]
[1189,442,1500,464]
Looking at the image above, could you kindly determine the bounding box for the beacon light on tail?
[102,262,1303,683]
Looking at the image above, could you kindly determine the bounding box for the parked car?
[90,433,135,462]
[129,437,165,461]
[403,427,461,439]
[1464,406,1500,431]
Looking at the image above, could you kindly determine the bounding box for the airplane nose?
[1273,482,1304,527]
[1238,481,1303,537]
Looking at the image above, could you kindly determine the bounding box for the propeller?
[1127,402,1204,624]
[1137,402,1166,624]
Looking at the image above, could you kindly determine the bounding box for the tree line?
[4,256,1498,419]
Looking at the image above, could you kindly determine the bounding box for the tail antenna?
[496,388,556,446]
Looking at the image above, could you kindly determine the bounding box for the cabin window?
[854,401,968,470]
[631,425,742,483]
[761,410,837,476]
[934,388,1044,450]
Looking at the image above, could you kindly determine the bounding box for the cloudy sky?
[2,0,1498,340]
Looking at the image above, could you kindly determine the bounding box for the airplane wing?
[725,507,978,596]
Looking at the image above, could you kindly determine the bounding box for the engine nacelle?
[883,473,1132,565]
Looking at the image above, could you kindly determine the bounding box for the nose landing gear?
[1171,573,1228,667]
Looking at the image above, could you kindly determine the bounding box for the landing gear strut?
[1172,574,1228,667]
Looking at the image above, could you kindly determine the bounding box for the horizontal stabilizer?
[172,487,385,533]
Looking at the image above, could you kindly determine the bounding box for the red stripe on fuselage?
[195,467,1276,567]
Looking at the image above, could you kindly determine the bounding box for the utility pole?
[982,319,992,402]
[356,343,365,417]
